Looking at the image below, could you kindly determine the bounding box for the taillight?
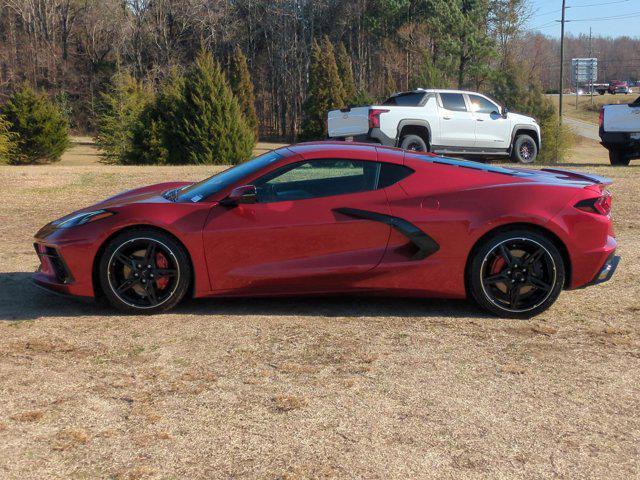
[368,109,389,129]
[575,191,612,215]
[599,108,604,127]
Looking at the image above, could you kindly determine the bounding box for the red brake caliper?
[155,252,170,290]
[491,257,506,275]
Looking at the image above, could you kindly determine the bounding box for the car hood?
[508,112,537,125]
[95,181,193,209]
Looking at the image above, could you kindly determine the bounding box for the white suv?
[328,89,541,163]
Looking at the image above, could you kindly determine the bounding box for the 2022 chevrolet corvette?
[33,142,618,318]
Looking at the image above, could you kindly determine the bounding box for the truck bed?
[602,97,640,133]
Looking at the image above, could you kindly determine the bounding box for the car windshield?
[177,150,283,202]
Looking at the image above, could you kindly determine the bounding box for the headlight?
[54,209,116,228]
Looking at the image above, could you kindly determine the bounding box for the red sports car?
[33,142,618,318]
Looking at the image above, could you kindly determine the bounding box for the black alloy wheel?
[469,230,565,318]
[400,134,428,152]
[512,134,538,164]
[99,229,191,313]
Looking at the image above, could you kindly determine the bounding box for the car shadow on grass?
[0,272,487,321]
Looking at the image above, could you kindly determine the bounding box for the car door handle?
[443,116,451,120]
[476,118,484,122]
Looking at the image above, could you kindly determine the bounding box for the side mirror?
[220,185,257,206]
[502,107,509,119]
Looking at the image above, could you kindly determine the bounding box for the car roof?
[286,141,519,176]
[389,88,484,96]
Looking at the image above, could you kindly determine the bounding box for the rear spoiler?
[540,168,613,186]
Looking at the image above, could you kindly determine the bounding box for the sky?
[526,0,640,38]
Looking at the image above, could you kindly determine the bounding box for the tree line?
[0,0,592,164]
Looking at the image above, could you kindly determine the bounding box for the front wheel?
[99,229,191,313]
[609,149,631,166]
[468,230,565,319]
[511,135,538,163]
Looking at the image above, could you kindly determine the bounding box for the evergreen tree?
[350,89,376,107]
[129,69,184,165]
[490,60,574,163]
[336,42,357,103]
[383,66,397,98]
[229,45,259,137]
[411,49,452,89]
[0,113,17,164]
[1,84,69,164]
[301,37,346,140]
[173,49,255,165]
[96,72,151,164]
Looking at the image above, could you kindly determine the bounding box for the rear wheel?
[511,134,538,163]
[400,134,428,152]
[469,230,565,319]
[99,229,191,314]
[609,148,631,166]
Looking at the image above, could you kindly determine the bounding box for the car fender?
[510,123,541,151]
[395,119,432,146]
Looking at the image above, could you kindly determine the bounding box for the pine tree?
[229,45,259,137]
[1,84,69,164]
[96,72,151,164]
[411,49,451,89]
[383,66,397,97]
[173,50,255,165]
[336,42,356,103]
[490,60,574,163]
[129,69,184,165]
[301,37,346,140]
[0,113,17,164]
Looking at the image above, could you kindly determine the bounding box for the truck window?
[382,92,426,106]
[440,93,467,112]
[468,95,499,114]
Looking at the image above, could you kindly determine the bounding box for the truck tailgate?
[328,107,369,137]
[603,102,640,133]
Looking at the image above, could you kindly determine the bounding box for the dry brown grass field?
[0,139,639,479]
[554,92,638,125]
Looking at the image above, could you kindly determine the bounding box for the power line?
[566,10,640,21]
[569,0,630,8]
[530,20,559,30]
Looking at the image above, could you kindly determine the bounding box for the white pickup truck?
[599,96,640,165]
[328,89,541,163]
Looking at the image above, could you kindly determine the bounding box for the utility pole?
[589,27,594,106]
[558,0,567,126]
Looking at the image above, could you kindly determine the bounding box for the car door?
[467,94,511,149]
[202,158,393,294]
[436,92,476,148]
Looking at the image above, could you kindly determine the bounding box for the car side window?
[468,95,499,114]
[378,164,414,189]
[254,159,381,203]
[440,93,467,112]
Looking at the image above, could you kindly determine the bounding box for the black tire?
[400,134,428,152]
[468,229,565,319]
[99,228,191,314]
[511,134,538,163]
[608,149,631,166]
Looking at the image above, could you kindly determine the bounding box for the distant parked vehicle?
[327,89,541,163]
[599,96,640,165]
[608,81,631,95]
[593,83,609,95]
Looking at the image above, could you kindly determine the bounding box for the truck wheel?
[609,149,631,166]
[400,134,428,152]
[511,134,538,163]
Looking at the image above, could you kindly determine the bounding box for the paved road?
[563,116,599,141]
